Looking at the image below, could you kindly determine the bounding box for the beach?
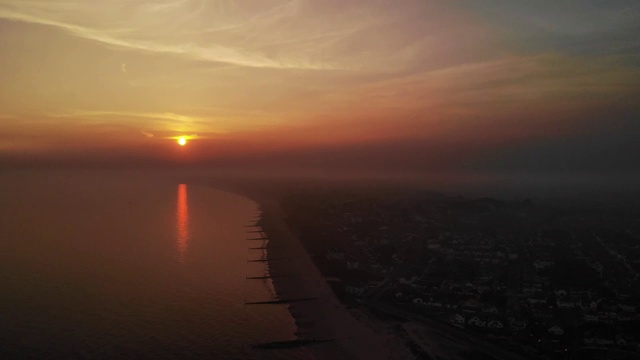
[253,196,413,360]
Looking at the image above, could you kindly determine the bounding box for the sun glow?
[178,137,187,146]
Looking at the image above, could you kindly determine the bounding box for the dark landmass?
[213,177,640,360]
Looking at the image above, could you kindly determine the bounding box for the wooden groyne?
[245,297,318,305]
[247,258,288,263]
[252,338,336,350]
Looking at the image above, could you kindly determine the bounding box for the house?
[548,325,564,336]
[326,248,345,260]
[617,313,633,322]
[449,314,466,328]
[531,305,553,320]
[426,298,443,307]
[533,259,553,270]
[527,292,547,305]
[345,283,367,296]
[595,338,614,346]
[442,299,459,310]
[468,316,486,328]
[487,320,504,329]
[583,314,599,322]
[555,289,568,298]
[618,302,637,313]
[481,305,498,314]
[459,299,482,313]
[508,317,527,331]
[579,299,599,311]
[399,276,419,285]
[557,298,576,309]
[522,283,543,296]
[584,336,614,346]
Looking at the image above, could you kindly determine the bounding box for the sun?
[177,137,187,146]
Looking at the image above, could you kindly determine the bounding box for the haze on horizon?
[0,1,639,186]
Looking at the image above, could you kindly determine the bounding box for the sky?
[0,1,639,182]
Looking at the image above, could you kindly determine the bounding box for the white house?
[548,326,564,336]
[326,249,345,260]
[345,283,367,296]
[488,320,504,329]
[468,316,486,327]
[557,299,576,309]
[449,314,466,327]
[347,261,360,270]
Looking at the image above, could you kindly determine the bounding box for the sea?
[0,170,312,359]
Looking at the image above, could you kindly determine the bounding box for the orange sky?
[0,1,639,176]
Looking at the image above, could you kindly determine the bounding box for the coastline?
[217,183,534,360]
[215,183,411,359]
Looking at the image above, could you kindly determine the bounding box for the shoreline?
[258,198,358,358]
[214,183,411,359]
[218,183,534,360]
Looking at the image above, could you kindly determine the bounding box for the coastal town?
[279,188,640,360]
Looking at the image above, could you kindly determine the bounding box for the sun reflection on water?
[177,184,189,261]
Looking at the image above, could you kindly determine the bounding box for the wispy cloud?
[140,130,154,138]
[43,109,243,138]
[0,0,338,70]
[0,0,483,73]
[50,110,199,123]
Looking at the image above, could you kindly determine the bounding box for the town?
[280,187,640,360]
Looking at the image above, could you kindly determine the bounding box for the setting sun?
[178,137,187,146]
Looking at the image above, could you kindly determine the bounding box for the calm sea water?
[0,170,311,359]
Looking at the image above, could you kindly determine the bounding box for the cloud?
[0,0,492,73]
[140,130,154,138]
[51,110,199,123]
[42,110,220,135]
[164,134,200,140]
[0,0,337,70]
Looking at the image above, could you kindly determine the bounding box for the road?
[362,298,533,360]
[361,235,533,360]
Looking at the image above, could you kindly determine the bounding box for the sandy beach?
[255,197,413,360]
[205,179,414,359]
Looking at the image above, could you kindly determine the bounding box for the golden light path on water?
[177,184,189,261]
